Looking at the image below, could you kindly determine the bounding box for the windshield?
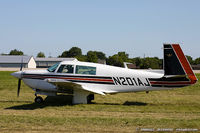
[47,63,59,72]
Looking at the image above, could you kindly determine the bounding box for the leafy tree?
[95,51,106,60]
[37,52,45,58]
[107,54,124,67]
[87,51,98,63]
[139,58,148,69]
[118,52,129,62]
[194,57,200,65]
[67,47,82,57]
[106,51,130,67]
[1,53,8,55]
[159,59,163,69]
[59,47,82,57]
[133,57,162,69]
[85,51,106,63]
[9,49,23,55]
[132,57,141,67]
[59,50,68,57]
[186,55,194,65]
[76,55,87,61]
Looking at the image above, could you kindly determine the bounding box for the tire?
[35,96,43,104]
[87,94,94,104]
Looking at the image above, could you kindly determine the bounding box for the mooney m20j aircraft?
[11,44,197,104]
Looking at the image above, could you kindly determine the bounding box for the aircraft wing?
[45,78,106,95]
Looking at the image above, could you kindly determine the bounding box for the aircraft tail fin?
[163,44,197,84]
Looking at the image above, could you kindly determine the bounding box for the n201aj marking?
[112,77,151,86]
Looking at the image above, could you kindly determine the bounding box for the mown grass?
[0,71,200,132]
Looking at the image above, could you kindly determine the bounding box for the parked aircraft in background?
[11,44,197,104]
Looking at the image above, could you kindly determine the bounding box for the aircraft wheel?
[87,94,94,104]
[35,96,43,104]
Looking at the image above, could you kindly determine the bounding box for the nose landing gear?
[34,94,43,104]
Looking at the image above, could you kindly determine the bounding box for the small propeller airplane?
[11,44,197,104]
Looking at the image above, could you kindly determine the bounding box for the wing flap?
[45,78,105,95]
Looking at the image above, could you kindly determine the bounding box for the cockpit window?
[57,65,74,74]
[47,63,59,72]
[75,65,96,75]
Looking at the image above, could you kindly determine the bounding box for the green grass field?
[0,71,200,132]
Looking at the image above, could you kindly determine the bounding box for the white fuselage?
[21,60,165,95]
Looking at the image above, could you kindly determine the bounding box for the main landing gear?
[34,94,43,104]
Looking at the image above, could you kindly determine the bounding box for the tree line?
[2,48,200,69]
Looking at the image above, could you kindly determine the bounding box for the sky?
[0,0,200,59]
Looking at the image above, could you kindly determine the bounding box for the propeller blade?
[20,57,23,71]
[17,79,21,97]
[17,57,23,97]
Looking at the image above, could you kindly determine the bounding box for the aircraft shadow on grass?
[5,96,148,110]
[97,101,148,106]
[123,101,148,106]
[5,96,73,110]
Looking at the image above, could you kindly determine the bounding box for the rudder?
[163,44,197,84]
